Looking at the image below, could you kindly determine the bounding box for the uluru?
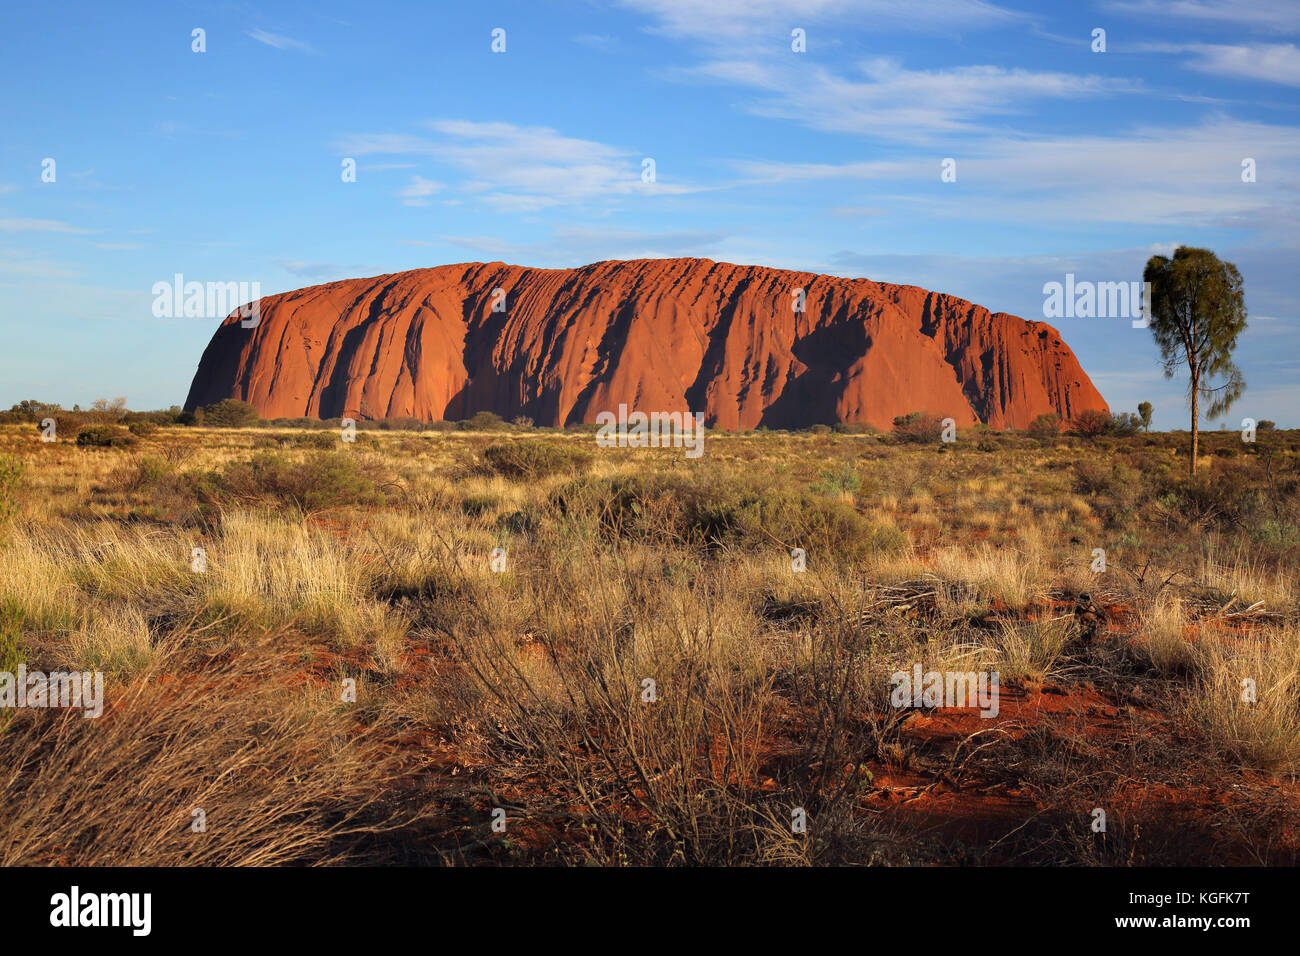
[184,258,1108,430]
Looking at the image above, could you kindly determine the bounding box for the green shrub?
[200,399,259,428]
[75,425,136,448]
[458,411,508,431]
[1072,409,1111,438]
[1073,461,1120,496]
[891,411,944,444]
[811,462,861,496]
[195,450,386,512]
[832,421,877,435]
[483,442,593,480]
[288,432,339,450]
[127,421,158,438]
[117,455,174,490]
[551,472,904,565]
[378,417,425,431]
[1155,471,1246,527]
[1028,412,1061,440]
[1111,412,1142,436]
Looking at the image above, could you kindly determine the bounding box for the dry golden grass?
[0,420,1297,865]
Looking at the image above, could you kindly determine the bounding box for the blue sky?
[1,0,1297,428]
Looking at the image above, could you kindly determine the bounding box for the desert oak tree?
[1143,246,1246,474]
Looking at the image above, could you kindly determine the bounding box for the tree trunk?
[1189,377,1199,476]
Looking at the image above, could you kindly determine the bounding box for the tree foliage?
[1144,246,1246,473]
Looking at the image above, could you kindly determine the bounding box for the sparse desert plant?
[932,543,1046,610]
[988,618,1071,682]
[891,411,945,444]
[1028,412,1062,440]
[459,410,508,431]
[0,643,415,865]
[1188,626,1300,777]
[0,416,1296,866]
[482,441,593,480]
[1072,408,1111,438]
[199,398,259,427]
[195,449,387,513]
[1110,412,1142,436]
[811,461,861,497]
[832,421,876,435]
[0,453,21,529]
[75,424,136,448]
[1131,594,1202,677]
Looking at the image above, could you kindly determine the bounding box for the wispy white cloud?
[399,175,444,206]
[572,34,619,50]
[729,158,911,184]
[1177,43,1300,86]
[246,29,315,54]
[0,218,91,234]
[721,118,1300,233]
[618,0,1023,41]
[337,120,705,210]
[433,226,730,265]
[0,248,79,278]
[1104,0,1300,34]
[683,57,1139,142]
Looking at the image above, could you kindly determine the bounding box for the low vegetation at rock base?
[0,419,1297,865]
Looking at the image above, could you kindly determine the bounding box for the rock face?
[184,258,1108,430]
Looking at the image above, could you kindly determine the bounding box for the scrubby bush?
[200,399,259,428]
[1072,409,1111,438]
[1073,460,1120,496]
[459,411,508,431]
[75,425,136,448]
[0,400,62,424]
[483,441,593,480]
[811,462,861,496]
[288,432,339,450]
[551,472,905,565]
[1028,412,1061,440]
[112,455,176,493]
[891,411,945,444]
[377,417,425,431]
[195,450,387,512]
[1110,412,1142,436]
[832,421,876,435]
